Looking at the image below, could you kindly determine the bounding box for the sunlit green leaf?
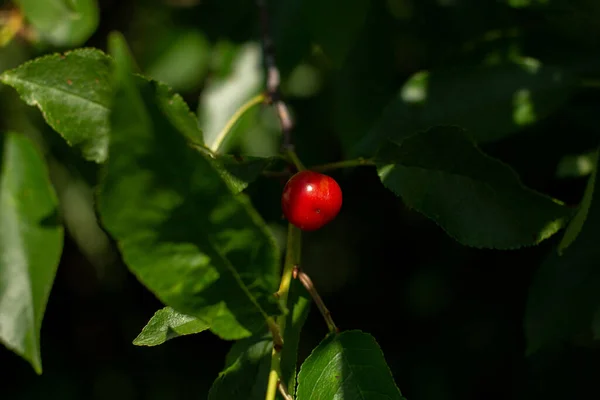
[377,126,571,249]
[0,49,204,163]
[0,132,63,374]
[296,330,404,400]
[132,307,209,347]
[98,32,280,341]
[0,49,112,163]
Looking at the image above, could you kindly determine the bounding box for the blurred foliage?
[1,0,600,399]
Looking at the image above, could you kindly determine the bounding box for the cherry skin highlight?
[281,170,343,231]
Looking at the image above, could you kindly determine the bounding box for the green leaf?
[558,151,598,254]
[0,49,112,163]
[98,32,280,341]
[0,132,64,374]
[281,279,311,398]
[296,330,404,400]
[14,0,99,47]
[208,282,311,399]
[356,60,577,157]
[132,307,209,347]
[151,79,204,146]
[208,333,272,399]
[0,49,204,163]
[214,155,274,194]
[302,0,370,67]
[525,146,600,354]
[377,126,571,249]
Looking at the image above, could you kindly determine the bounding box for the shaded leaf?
[132,307,209,347]
[296,330,404,400]
[357,60,577,157]
[525,146,600,354]
[377,126,571,249]
[208,333,272,400]
[281,279,311,398]
[302,0,370,67]
[15,0,99,47]
[558,151,598,254]
[0,133,64,374]
[97,33,280,341]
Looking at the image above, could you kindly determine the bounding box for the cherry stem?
[286,148,306,172]
[293,266,338,333]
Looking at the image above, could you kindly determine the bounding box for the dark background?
[2,0,600,399]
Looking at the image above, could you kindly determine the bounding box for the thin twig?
[278,381,294,400]
[257,0,294,150]
[311,158,376,172]
[293,266,339,333]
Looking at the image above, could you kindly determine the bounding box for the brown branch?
[293,266,339,333]
[257,0,294,150]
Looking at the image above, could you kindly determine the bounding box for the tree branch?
[257,0,294,151]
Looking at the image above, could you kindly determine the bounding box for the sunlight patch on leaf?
[199,43,263,153]
[513,89,536,126]
[557,152,596,179]
[401,71,428,105]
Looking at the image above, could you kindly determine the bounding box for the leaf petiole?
[210,93,266,153]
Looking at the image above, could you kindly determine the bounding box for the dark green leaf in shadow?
[357,60,577,157]
[377,126,571,249]
[97,32,281,341]
[281,279,311,398]
[302,0,370,67]
[14,0,99,47]
[208,333,272,400]
[558,151,597,254]
[525,146,600,354]
[0,132,64,374]
[296,330,404,400]
[132,307,209,347]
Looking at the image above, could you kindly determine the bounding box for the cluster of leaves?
[2,0,600,399]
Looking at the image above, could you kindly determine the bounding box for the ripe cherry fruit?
[281,170,343,231]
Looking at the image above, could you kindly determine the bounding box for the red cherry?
[281,170,343,231]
